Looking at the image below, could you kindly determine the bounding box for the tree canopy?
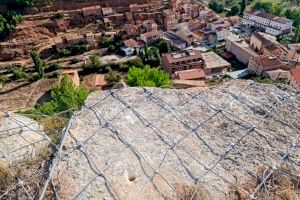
[0,11,22,39]
[209,0,224,13]
[229,4,241,16]
[36,75,89,115]
[30,51,44,78]
[157,40,171,54]
[252,0,300,26]
[139,46,161,67]
[125,66,171,88]
[0,0,38,6]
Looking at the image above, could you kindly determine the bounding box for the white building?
[207,19,230,41]
[241,10,293,38]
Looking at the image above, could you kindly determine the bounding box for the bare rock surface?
[53,80,300,200]
[0,112,49,165]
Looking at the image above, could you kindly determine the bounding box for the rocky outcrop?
[0,112,49,165]
[50,80,299,199]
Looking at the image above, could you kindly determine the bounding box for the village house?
[247,55,290,76]
[81,5,102,17]
[199,9,220,23]
[140,31,163,44]
[101,7,113,16]
[174,68,206,80]
[225,37,258,65]
[162,50,204,74]
[64,33,85,47]
[121,39,139,56]
[250,32,278,53]
[123,39,139,49]
[174,29,202,46]
[53,37,65,49]
[263,69,291,80]
[207,19,231,41]
[82,74,107,90]
[85,32,96,47]
[163,9,177,31]
[201,51,230,76]
[118,24,139,39]
[162,32,188,50]
[289,68,300,88]
[61,69,80,87]
[142,20,158,32]
[242,10,294,38]
[250,32,289,59]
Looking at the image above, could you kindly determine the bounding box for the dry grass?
[0,161,13,188]
[0,146,54,199]
[171,183,211,200]
[40,116,69,145]
[228,166,300,200]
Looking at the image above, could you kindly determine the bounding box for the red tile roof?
[175,69,205,80]
[123,39,138,48]
[251,55,283,68]
[290,68,300,84]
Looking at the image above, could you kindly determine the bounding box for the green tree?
[0,12,22,38]
[125,66,171,87]
[90,53,101,69]
[99,37,111,48]
[229,4,241,16]
[240,0,246,14]
[30,51,44,78]
[294,25,300,43]
[158,40,171,54]
[37,75,89,115]
[12,67,28,80]
[209,0,224,13]
[139,46,161,67]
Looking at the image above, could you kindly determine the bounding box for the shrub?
[99,36,111,48]
[46,62,60,73]
[105,70,121,86]
[125,66,171,87]
[12,67,28,80]
[71,44,88,55]
[36,75,89,115]
[70,58,80,64]
[0,74,8,83]
[57,48,71,57]
[158,40,171,54]
[30,51,44,78]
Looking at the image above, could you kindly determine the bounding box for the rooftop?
[164,50,202,63]
[64,33,84,42]
[141,30,162,38]
[202,51,230,69]
[246,10,292,24]
[251,55,283,68]
[175,68,206,80]
[290,68,300,84]
[123,39,138,48]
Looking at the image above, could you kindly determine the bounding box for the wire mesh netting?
[0,80,299,200]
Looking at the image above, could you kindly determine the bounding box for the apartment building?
[162,50,204,74]
[248,55,289,76]
[241,10,293,38]
[225,37,258,65]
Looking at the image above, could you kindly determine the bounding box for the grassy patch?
[172,183,211,200]
[228,165,300,200]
